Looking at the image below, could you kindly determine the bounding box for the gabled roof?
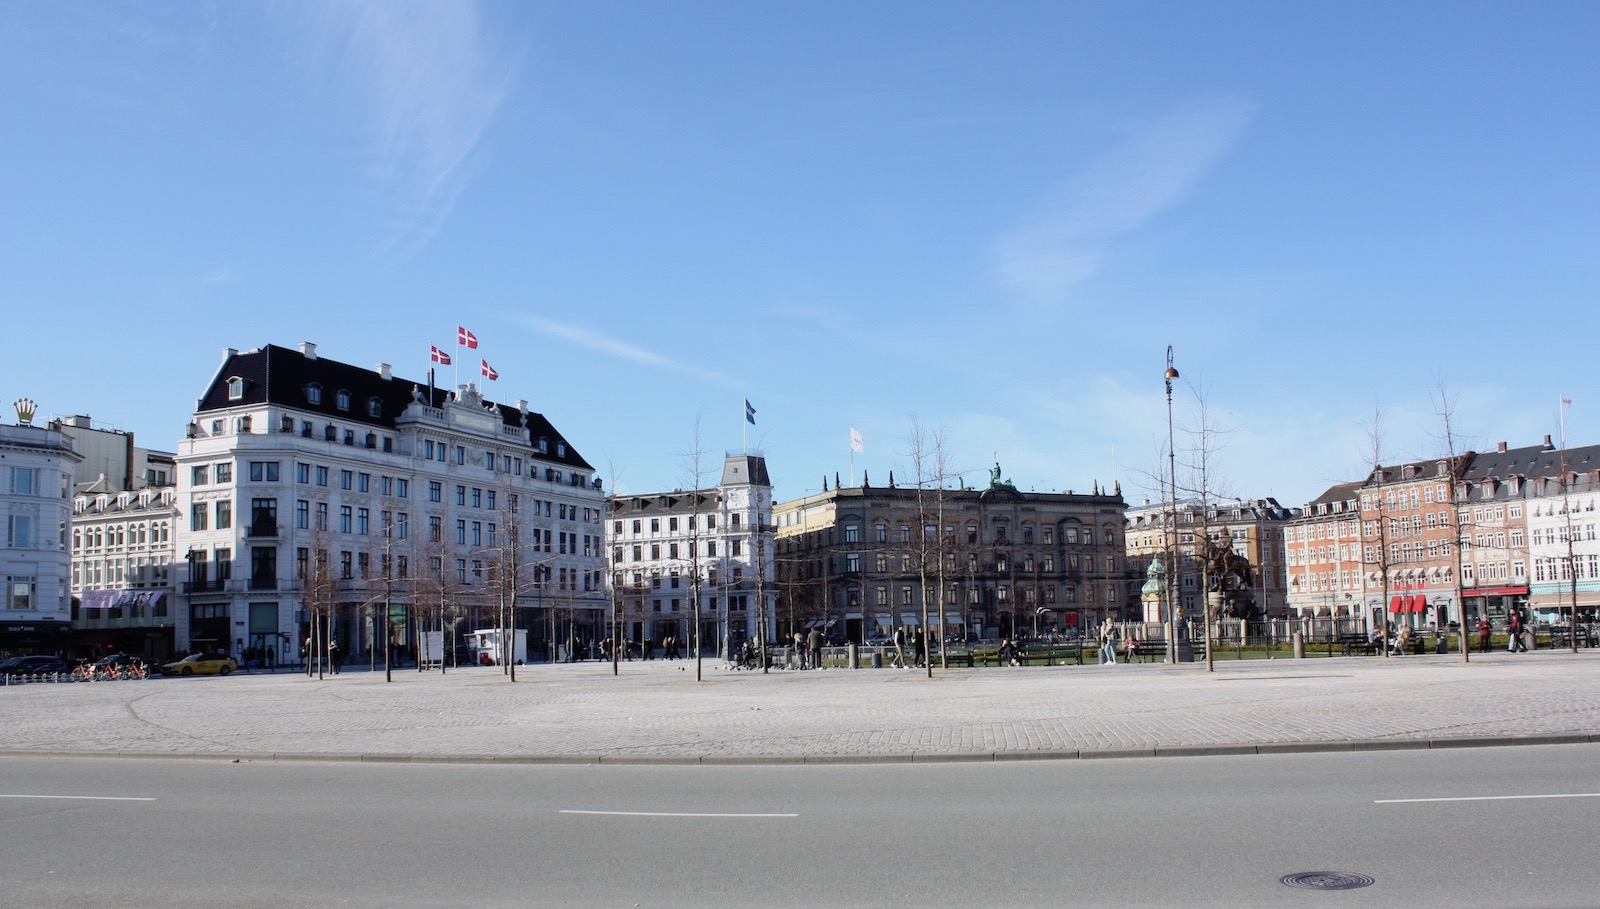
[195,344,593,470]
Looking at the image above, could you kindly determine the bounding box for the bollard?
[871,650,883,669]
[847,642,859,670]
[1292,631,1305,659]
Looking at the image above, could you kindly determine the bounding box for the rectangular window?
[340,470,353,490]
[248,461,280,482]
[358,473,370,493]
[357,508,370,535]
[429,516,441,542]
[456,520,466,545]
[315,503,328,531]
[215,500,232,529]
[296,463,311,484]
[190,505,208,531]
[191,466,208,486]
[472,488,482,508]
[315,466,328,487]
[6,515,36,548]
[7,576,36,611]
[456,486,466,506]
[296,500,309,529]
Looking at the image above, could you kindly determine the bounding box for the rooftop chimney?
[63,415,92,428]
[376,362,391,380]
[1497,441,1507,453]
[299,341,317,360]
[1544,434,1554,449]
[223,347,237,362]
[515,399,527,411]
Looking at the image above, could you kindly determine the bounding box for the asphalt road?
[3,743,1596,908]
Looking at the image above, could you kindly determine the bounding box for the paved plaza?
[2,649,1598,763]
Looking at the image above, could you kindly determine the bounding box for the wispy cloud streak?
[991,96,1256,297]
[301,2,517,257]
[513,315,745,389]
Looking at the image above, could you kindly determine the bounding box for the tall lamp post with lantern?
[1164,347,1181,663]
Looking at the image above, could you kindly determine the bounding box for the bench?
[1336,634,1378,656]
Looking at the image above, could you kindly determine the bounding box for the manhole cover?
[1281,872,1375,891]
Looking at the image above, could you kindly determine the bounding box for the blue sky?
[3,2,1595,507]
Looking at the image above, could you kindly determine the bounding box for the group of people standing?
[790,628,826,669]
[1478,609,1534,653]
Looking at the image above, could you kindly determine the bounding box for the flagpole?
[742,399,747,454]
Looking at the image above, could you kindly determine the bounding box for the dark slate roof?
[610,491,719,518]
[1464,442,1600,481]
[196,344,593,470]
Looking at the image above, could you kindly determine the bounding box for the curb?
[2,733,1595,767]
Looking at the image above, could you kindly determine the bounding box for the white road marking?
[560,809,797,818]
[0,794,155,802]
[1376,792,1600,804]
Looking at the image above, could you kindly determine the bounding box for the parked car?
[92,653,147,671]
[160,653,238,676]
[1,655,69,676]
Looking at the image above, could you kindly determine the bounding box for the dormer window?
[366,397,383,418]
[556,442,566,458]
[303,384,322,405]
[226,376,247,401]
[538,437,549,453]
[335,390,351,411]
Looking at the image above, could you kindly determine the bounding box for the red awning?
[1411,595,1426,613]
[1473,586,1529,597]
[1390,596,1404,613]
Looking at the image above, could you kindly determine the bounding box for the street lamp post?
[1164,346,1180,664]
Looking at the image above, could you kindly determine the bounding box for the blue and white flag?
[745,399,757,425]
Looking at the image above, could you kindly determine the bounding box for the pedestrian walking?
[793,632,805,669]
[328,639,341,674]
[891,626,906,668]
[1477,615,1492,653]
[1509,611,1527,652]
[807,627,822,670]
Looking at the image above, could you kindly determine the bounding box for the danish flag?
[481,359,498,381]
[457,326,478,349]
[430,345,451,365]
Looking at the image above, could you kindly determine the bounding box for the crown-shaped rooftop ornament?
[14,397,37,426]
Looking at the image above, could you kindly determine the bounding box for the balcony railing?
[247,522,280,539]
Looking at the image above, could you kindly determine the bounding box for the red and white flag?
[481,359,498,381]
[430,345,452,365]
[457,326,478,349]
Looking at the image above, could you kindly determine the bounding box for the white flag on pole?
[850,427,864,453]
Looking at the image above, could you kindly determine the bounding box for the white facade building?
[173,343,607,662]
[607,454,775,657]
[1,405,82,655]
[70,486,178,660]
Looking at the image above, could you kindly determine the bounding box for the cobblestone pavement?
[2,650,1598,763]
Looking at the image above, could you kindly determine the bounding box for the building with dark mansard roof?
[174,342,607,663]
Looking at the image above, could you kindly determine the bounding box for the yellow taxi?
[160,652,239,676]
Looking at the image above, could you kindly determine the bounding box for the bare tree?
[1429,377,1475,663]
[298,528,338,679]
[905,417,956,675]
[677,415,712,680]
[1363,407,1394,658]
[1172,380,1236,671]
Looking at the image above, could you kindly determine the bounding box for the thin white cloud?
[991,96,1257,297]
[299,2,517,257]
[513,314,745,389]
